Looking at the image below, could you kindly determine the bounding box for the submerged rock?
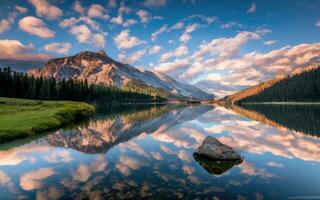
[193,154,243,175]
[194,136,242,160]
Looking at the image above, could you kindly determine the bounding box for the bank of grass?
[0,97,95,143]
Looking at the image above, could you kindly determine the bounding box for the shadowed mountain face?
[28,50,213,100]
[46,104,214,154]
[232,104,320,137]
[0,59,47,72]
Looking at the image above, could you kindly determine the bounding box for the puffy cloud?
[264,40,277,45]
[192,31,260,62]
[44,42,72,55]
[160,44,188,62]
[179,23,199,43]
[73,1,85,14]
[148,45,161,54]
[119,49,147,64]
[92,33,106,48]
[111,3,137,27]
[154,59,190,73]
[247,2,257,13]
[20,168,55,190]
[144,0,167,7]
[116,155,144,176]
[0,39,51,60]
[87,4,109,19]
[114,29,145,49]
[69,24,105,48]
[59,16,100,31]
[19,16,55,38]
[72,155,107,182]
[28,0,63,20]
[0,19,10,33]
[137,10,152,23]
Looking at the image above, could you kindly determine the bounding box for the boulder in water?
[194,136,242,160]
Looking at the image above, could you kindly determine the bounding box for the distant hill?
[221,65,320,105]
[0,59,46,72]
[28,50,213,101]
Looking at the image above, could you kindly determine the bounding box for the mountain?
[46,104,213,154]
[28,50,213,100]
[220,64,320,105]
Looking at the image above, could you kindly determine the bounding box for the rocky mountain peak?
[98,50,107,57]
[28,50,214,100]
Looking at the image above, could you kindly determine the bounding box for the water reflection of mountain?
[233,104,320,137]
[46,104,213,154]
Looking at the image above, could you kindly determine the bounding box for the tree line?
[0,67,166,103]
[238,66,320,103]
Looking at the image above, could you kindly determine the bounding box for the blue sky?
[0,0,319,96]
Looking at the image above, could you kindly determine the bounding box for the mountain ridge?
[28,50,213,101]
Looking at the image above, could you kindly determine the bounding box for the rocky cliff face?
[28,50,214,100]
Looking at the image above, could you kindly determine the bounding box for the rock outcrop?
[194,136,242,160]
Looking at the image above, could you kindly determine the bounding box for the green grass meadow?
[0,97,95,143]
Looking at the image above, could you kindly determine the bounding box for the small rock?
[194,136,242,160]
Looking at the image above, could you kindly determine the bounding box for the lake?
[0,104,319,199]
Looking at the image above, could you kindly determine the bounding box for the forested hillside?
[0,67,165,103]
[238,67,320,103]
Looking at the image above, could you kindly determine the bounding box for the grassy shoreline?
[0,97,95,143]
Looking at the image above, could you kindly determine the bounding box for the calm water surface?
[0,104,319,199]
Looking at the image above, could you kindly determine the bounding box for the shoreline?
[0,97,95,143]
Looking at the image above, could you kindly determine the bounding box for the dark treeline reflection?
[241,104,320,136]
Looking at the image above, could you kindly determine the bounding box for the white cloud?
[20,168,55,190]
[92,33,106,48]
[0,39,51,60]
[119,49,147,64]
[19,16,55,38]
[179,23,199,43]
[154,59,190,73]
[160,44,188,62]
[149,45,161,54]
[114,29,145,49]
[59,17,100,31]
[0,19,10,33]
[264,40,277,45]
[111,3,137,27]
[44,42,72,55]
[144,0,167,7]
[70,24,91,43]
[151,24,168,41]
[247,2,257,13]
[69,24,105,48]
[28,0,63,20]
[87,4,109,19]
[137,10,152,23]
[73,1,85,14]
